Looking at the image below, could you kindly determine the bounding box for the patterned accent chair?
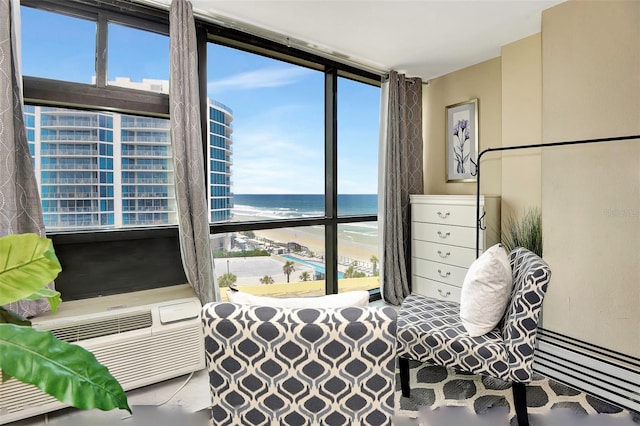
[397,248,551,426]
[201,303,398,426]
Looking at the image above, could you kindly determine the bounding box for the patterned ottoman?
[202,303,398,426]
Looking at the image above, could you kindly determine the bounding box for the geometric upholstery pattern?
[501,248,552,382]
[202,303,398,426]
[397,247,552,383]
[397,296,511,380]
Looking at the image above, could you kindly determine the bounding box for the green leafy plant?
[299,271,311,282]
[344,261,366,279]
[218,272,237,288]
[282,260,295,283]
[0,233,131,414]
[502,207,543,257]
[259,275,274,284]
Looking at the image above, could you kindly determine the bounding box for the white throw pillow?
[460,244,513,337]
[226,289,370,308]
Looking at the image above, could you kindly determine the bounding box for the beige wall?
[541,0,640,356]
[500,34,542,220]
[419,1,639,356]
[422,57,502,196]
[541,0,640,143]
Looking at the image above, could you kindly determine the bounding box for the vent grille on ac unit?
[42,311,153,342]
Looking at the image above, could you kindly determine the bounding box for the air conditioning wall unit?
[0,288,205,425]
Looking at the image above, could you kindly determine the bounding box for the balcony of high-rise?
[122,158,172,171]
[122,172,170,185]
[40,145,99,157]
[41,171,99,185]
[122,184,173,199]
[121,146,171,158]
[40,158,98,170]
[40,114,102,128]
[44,213,104,229]
[41,129,102,142]
[123,199,175,213]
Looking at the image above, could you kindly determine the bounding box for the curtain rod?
[382,75,430,85]
[474,133,640,257]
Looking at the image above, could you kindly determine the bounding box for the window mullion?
[95,13,107,88]
[324,68,338,295]
[23,76,169,116]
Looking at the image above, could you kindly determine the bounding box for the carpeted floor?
[394,361,640,425]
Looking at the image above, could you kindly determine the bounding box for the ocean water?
[232,194,377,219]
[232,194,379,248]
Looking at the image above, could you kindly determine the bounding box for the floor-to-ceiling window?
[337,77,380,293]
[19,0,380,301]
[204,44,329,298]
[204,35,380,300]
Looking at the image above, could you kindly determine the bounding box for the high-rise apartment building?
[25,78,233,230]
[208,100,234,223]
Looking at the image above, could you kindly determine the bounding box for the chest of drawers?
[409,194,500,303]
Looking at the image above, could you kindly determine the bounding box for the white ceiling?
[152,0,565,80]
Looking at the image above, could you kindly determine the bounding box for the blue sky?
[20,7,380,195]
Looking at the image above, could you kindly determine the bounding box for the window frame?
[20,0,381,301]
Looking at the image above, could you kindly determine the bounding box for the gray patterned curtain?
[0,0,53,317]
[380,71,423,305]
[169,0,218,304]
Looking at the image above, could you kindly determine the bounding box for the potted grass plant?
[501,207,543,257]
[0,233,130,414]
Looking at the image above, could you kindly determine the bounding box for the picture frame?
[446,98,478,182]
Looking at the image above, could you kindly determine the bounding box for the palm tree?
[370,255,378,275]
[218,272,237,288]
[299,271,311,282]
[259,275,274,284]
[282,260,295,283]
[344,261,366,279]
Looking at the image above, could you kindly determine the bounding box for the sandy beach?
[232,213,378,265]
[255,227,377,264]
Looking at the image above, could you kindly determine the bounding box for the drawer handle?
[437,250,451,259]
[437,211,450,219]
[438,289,451,298]
[437,231,450,239]
[437,269,451,278]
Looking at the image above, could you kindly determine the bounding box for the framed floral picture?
[446,98,478,182]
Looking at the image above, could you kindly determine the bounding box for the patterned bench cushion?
[397,295,511,380]
[202,303,398,426]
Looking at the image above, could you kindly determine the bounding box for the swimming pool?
[281,255,344,279]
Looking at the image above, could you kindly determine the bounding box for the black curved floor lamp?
[474,133,640,257]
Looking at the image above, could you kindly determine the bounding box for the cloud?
[227,104,377,194]
[208,67,313,94]
[230,121,324,194]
